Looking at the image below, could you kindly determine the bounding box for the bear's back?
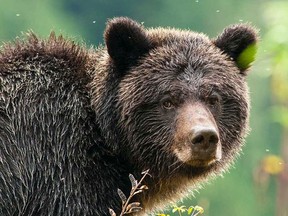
[0,33,106,215]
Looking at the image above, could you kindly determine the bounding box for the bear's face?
[97,17,257,180]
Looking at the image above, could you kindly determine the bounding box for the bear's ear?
[104,17,151,70]
[213,24,258,74]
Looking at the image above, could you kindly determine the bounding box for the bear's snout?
[188,126,222,165]
[190,126,219,148]
[173,102,222,167]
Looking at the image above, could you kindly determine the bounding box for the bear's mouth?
[173,142,222,168]
[185,157,219,167]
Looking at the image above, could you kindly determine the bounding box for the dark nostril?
[191,128,219,147]
[192,134,204,145]
[209,134,219,145]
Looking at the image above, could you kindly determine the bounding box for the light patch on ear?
[213,23,259,74]
[236,43,257,71]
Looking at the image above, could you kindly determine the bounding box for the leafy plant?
[157,205,204,216]
[109,170,150,216]
[109,170,203,216]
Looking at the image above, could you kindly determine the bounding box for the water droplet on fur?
[92,21,96,24]
[16,13,20,17]
[265,149,270,152]
[216,10,220,13]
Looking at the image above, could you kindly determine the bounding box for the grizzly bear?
[0,17,257,215]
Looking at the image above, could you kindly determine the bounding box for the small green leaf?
[187,207,194,215]
[194,206,204,214]
[172,205,187,213]
[172,207,178,213]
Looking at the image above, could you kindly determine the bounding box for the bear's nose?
[190,127,219,149]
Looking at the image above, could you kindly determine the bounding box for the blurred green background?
[1,0,287,215]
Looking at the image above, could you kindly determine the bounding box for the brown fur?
[0,17,258,215]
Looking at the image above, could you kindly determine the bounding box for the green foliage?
[0,0,81,40]
[271,106,288,127]
[157,205,204,216]
[262,2,288,130]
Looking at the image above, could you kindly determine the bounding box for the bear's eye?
[207,92,221,106]
[162,100,175,110]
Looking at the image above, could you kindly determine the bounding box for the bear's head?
[92,17,257,190]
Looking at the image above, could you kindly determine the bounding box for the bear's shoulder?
[0,32,91,78]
